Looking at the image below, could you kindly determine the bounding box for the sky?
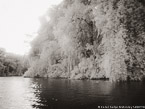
[0,0,62,55]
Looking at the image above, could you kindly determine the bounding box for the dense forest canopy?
[24,0,145,81]
[0,48,28,76]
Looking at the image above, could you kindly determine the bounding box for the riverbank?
[24,73,145,82]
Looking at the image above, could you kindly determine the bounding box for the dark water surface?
[0,77,145,109]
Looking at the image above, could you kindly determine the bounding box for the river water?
[0,77,145,109]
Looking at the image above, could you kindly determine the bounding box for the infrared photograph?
[0,0,145,109]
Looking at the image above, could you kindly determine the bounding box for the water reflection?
[0,77,145,109]
[0,77,35,109]
[30,79,114,109]
[31,79,145,109]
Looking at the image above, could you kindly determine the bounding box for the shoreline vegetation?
[23,0,145,82]
[23,75,145,83]
[0,49,28,77]
[24,74,109,80]
[1,0,145,82]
